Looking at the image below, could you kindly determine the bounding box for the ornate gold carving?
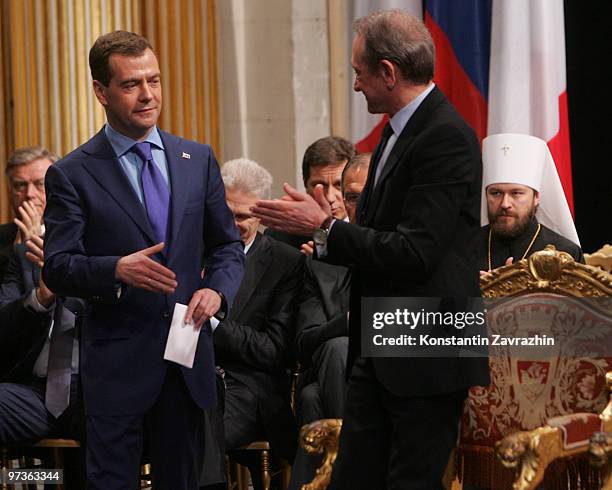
[585,244,612,274]
[496,426,579,490]
[588,432,612,490]
[481,246,612,298]
[299,419,342,490]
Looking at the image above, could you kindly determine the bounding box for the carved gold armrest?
[589,432,612,490]
[299,418,342,490]
[496,425,590,490]
[496,372,612,490]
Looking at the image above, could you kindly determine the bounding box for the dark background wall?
[565,0,612,252]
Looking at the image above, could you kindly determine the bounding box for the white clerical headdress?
[481,133,580,245]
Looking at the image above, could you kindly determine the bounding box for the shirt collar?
[389,83,436,137]
[104,123,165,158]
[244,239,254,255]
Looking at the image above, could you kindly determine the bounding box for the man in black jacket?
[289,153,370,490]
[0,147,57,282]
[0,237,84,487]
[209,158,304,489]
[253,10,489,489]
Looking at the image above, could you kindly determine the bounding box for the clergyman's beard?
[489,208,536,240]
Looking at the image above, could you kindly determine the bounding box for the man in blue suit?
[42,31,245,490]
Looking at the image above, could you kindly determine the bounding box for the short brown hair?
[354,9,434,85]
[89,30,153,86]
[302,136,356,185]
[342,152,371,188]
[5,146,59,175]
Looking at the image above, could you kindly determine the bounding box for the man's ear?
[92,80,108,106]
[533,190,541,207]
[380,60,397,89]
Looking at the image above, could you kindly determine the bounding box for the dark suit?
[295,259,350,367]
[290,259,350,490]
[264,227,308,250]
[323,86,490,489]
[0,222,17,283]
[479,219,584,270]
[215,233,302,459]
[43,128,245,490]
[0,244,84,487]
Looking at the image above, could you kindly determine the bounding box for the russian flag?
[425,0,491,143]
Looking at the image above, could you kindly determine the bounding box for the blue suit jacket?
[42,128,245,416]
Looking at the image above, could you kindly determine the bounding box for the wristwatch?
[313,215,333,247]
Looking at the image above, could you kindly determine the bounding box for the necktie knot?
[381,122,393,141]
[132,142,153,163]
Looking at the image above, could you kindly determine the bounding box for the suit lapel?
[363,86,445,224]
[160,131,190,255]
[365,133,415,222]
[81,130,157,244]
[230,234,271,319]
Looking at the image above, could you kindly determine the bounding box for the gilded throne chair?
[459,246,612,489]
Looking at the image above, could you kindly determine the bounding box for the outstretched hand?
[115,242,177,294]
[251,183,331,236]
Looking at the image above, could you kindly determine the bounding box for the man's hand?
[300,240,314,257]
[23,235,55,306]
[185,288,222,329]
[252,183,331,236]
[25,235,45,268]
[479,257,513,277]
[115,242,177,294]
[14,201,43,241]
[36,276,55,307]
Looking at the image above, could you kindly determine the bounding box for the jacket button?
[163,311,170,318]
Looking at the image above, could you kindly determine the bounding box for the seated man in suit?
[212,158,304,489]
[0,227,84,488]
[289,153,371,490]
[0,147,57,282]
[479,133,583,274]
[266,136,355,249]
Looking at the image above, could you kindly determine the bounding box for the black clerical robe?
[479,218,584,271]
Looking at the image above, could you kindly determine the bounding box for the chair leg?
[52,447,65,490]
[260,450,271,490]
[1,447,8,490]
[239,463,249,490]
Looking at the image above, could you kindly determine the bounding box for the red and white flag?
[350,0,422,153]
[487,0,573,212]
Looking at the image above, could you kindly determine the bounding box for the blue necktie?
[132,142,170,243]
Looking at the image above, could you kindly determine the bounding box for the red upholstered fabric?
[461,293,612,446]
[547,413,603,450]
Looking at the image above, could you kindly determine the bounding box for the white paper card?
[163,303,201,369]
